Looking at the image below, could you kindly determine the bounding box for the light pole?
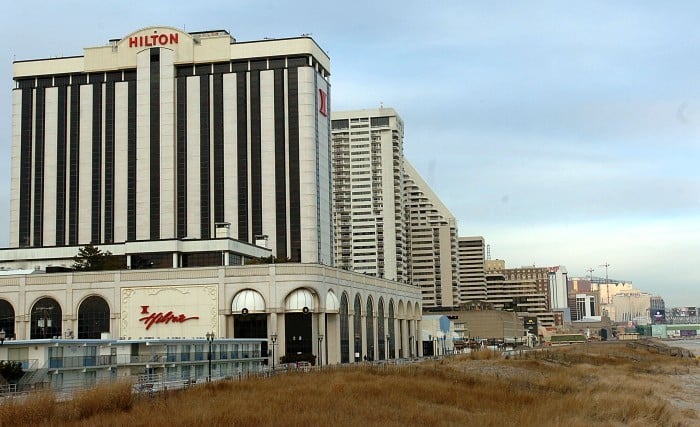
[0,329,5,345]
[205,332,214,382]
[270,334,277,369]
[386,334,390,359]
[317,334,324,366]
[354,333,360,362]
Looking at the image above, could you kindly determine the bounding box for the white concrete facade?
[0,264,421,366]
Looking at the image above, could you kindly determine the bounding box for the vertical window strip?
[90,77,103,244]
[68,81,81,245]
[127,79,137,241]
[236,72,248,242]
[250,71,262,238]
[104,81,115,243]
[19,88,33,247]
[33,86,46,247]
[273,69,287,258]
[287,68,300,261]
[55,85,67,246]
[149,48,161,240]
[212,72,224,224]
[176,76,187,238]
[199,74,211,239]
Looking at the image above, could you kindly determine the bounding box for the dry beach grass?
[1,340,697,427]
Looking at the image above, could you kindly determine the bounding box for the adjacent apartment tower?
[331,108,407,281]
[10,27,333,265]
[404,160,460,308]
[457,236,487,302]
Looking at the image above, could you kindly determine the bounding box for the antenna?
[586,267,595,281]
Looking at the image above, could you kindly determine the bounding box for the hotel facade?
[0,27,422,389]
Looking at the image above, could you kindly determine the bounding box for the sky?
[0,1,698,307]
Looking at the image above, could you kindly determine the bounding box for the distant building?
[485,260,552,327]
[457,236,487,302]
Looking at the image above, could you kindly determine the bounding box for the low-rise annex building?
[0,264,421,390]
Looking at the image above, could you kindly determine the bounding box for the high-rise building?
[7,26,333,268]
[548,266,568,310]
[331,108,407,281]
[403,160,459,308]
[457,236,487,302]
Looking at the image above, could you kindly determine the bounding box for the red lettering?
[319,89,328,117]
[127,33,180,48]
[141,305,149,314]
[138,309,199,330]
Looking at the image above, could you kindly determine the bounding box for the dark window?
[340,294,349,363]
[176,75,187,238]
[377,299,385,360]
[33,86,46,246]
[91,79,103,243]
[150,48,161,240]
[274,69,287,258]
[331,119,349,130]
[127,79,137,241]
[366,298,375,361]
[213,73,224,224]
[18,89,33,247]
[250,60,267,71]
[55,85,68,246]
[287,56,309,67]
[250,71,262,238]
[199,74,211,238]
[287,68,301,261]
[104,80,115,243]
[78,296,110,339]
[68,83,81,245]
[0,300,16,340]
[370,116,390,127]
[130,252,171,269]
[354,295,363,360]
[236,72,248,242]
[30,298,62,339]
[182,251,223,267]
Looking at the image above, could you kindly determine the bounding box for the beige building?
[485,260,553,327]
[331,108,407,282]
[458,236,487,301]
[0,264,422,367]
[404,161,460,308]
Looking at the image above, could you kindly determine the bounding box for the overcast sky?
[1,1,698,307]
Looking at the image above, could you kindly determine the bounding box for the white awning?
[232,289,266,313]
[285,288,314,312]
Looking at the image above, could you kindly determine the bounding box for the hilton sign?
[128,33,180,48]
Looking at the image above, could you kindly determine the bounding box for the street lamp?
[270,334,278,369]
[0,329,5,345]
[205,332,215,382]
[386,334,390,360]
[317,334,324,366]
[354,333,360,362]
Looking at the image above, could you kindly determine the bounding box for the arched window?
[377,299,385,360]
[31,297,62,339]
[78,296,110,339]
[0,300,16,340]
[365,297,374,361]
[340,293,349,363]
[388,300,395,359]
[354,294,362,361]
